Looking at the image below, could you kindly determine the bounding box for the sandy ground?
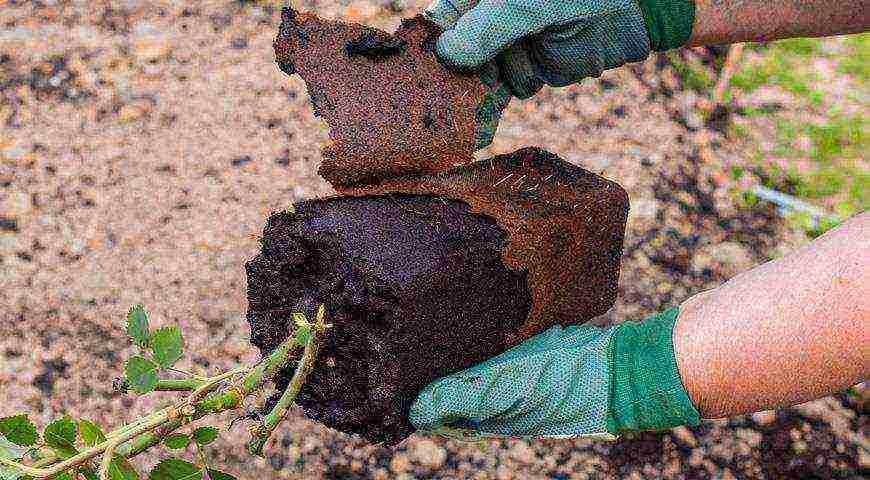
[0,1,866,479]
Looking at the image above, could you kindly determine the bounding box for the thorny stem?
[247,305,330,456]
[115,338,301,462]
[30,406,177,469]
[3,409,172,478]
[167,366,207,381]
[156,378,206,392]
[187,368,249,406]
[1,317,318,479]
[194,429,209,473]
[98,440,120,480]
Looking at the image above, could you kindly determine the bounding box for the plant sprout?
[0,304,330,480]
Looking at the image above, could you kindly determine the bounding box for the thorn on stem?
[248,423,265,438]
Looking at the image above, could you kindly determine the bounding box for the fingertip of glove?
[408,382,449,429]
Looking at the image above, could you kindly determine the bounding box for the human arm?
[689,0,870,46]
[410,211,869,437]
[676,210,869,417]
[426,0,870,99]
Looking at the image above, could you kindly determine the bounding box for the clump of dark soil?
[341,147,630,340]
[272,6,489,187]
[246,148,629,444]
[247,194,531,443]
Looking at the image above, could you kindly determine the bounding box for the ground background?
[0,0,867,479]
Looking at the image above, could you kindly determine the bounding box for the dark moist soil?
[246,194,533,444]
[272,7,488,187]
[246,148,629,444]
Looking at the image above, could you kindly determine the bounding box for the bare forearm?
[688,0,870,46]
[674,212,869,418]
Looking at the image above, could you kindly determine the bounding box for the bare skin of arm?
[688,0,870,46]
[675,211,869,418]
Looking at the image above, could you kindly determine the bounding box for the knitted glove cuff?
[606,307,701,435]
[636,0,696,51]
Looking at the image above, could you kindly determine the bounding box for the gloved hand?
[425,0,696,99]
[409,308,701,439]
[426,8,513,149]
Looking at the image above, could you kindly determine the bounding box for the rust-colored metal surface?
[341,147,630,341]
[273,7,487,187]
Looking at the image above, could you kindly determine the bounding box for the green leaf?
[78,420,106,447]
[108,456,140,480]
[149,459,202,480]
[124,356,159,394]
[79,467,99,480]
[53,472,73,480]
[126,305,151,349]
[151,326,184,369]
[206,469,237,480]
[163,434,191,450]
[192,427,218,446]
[294,325,311,346]
[43,417,78,459]
[0,415,38,447]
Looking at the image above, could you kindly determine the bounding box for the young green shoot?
[0,304,328,480]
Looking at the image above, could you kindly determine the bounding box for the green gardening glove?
[409,308,701,439]
[425,0,696,99]
[426,5,513,149]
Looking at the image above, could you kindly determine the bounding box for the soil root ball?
[246,148,629,444]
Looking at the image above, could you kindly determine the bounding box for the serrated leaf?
[108,456,140,480]
[206,469,236,480]
[151,326,184,369]
[149,459,202,480]
[0,415,37,447]
[294,325,311,346]
[78,420,106,447]
[124,356,159,394]
[163,434,190,450]
[192,427,218,446]
[43,417,78,459]
[126,305,151,349]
